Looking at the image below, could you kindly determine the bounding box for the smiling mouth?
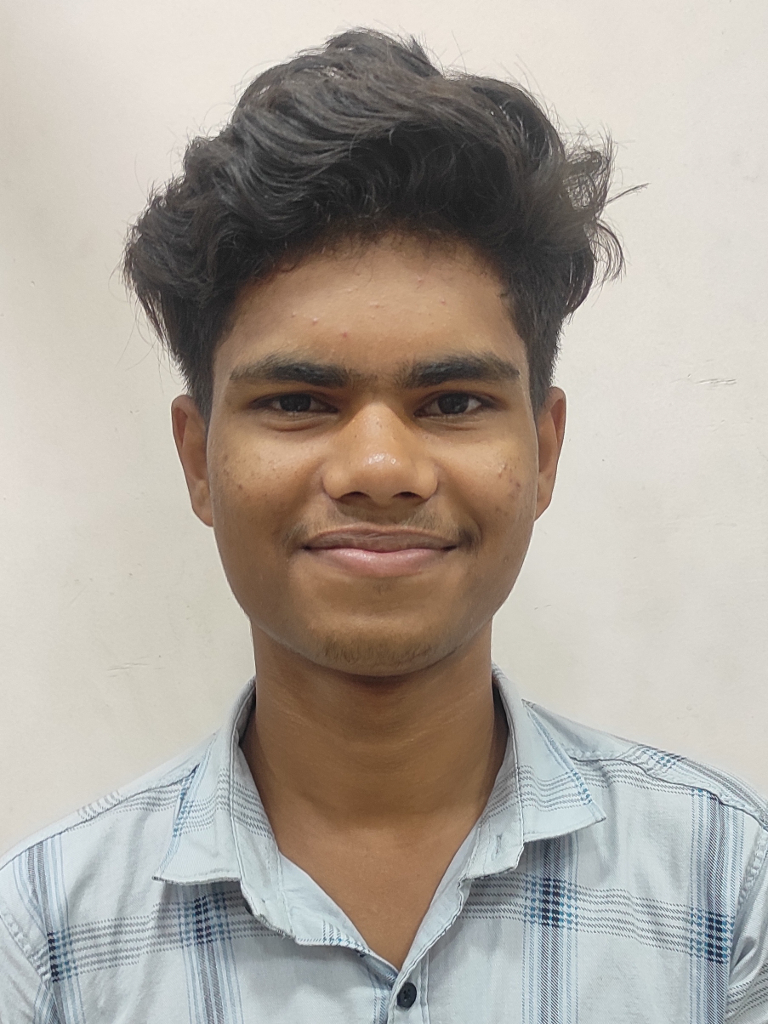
[306,529,457,552]
[302,529,457,577]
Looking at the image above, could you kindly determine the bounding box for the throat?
[242,657,509,824]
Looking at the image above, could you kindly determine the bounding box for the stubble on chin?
[317,630,451,678]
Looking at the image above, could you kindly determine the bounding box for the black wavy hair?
[123,29,623,419]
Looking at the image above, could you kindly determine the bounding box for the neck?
[241,626,508,832]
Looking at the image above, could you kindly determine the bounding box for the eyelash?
[419,394,487,417]
[257,393,491,417]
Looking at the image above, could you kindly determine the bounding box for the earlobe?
[171,396,214,527]
[535,387,566,520]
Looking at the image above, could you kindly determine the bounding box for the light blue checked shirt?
[1,667,767,1023]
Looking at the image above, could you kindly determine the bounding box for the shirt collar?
[154,682,289,924]
[463,665,605,878]
[155,665,604,927]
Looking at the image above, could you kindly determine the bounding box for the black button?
[396,982,417,1009]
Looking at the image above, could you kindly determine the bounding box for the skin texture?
[172,233,566,968]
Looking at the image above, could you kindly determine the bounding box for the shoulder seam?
[522,700,768,829]
[567,750,768,830]
[735,826,768,921]
[0,896,47,981]
[75,762,199,826]
[0,761,201,871]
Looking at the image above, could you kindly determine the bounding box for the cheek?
[467,451,538,532]
[208,437,309,537]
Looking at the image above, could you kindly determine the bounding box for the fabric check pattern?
[1,667,767,1023]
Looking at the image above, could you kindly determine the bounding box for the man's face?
[174,234,565,676]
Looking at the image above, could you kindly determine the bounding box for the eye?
[263,393,331,413]
[420,393,485,416]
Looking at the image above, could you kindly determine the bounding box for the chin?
[314,630,456,678]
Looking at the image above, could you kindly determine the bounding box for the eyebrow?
[228,352,521,390]
[396,354,520,389]
[229,355,358,389]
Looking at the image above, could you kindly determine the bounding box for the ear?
[535,387,566,520]
[171,395,213,527]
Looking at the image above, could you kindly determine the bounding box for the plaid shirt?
[1,667,767,1023]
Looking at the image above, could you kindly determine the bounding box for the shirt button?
[396,982,418,1009]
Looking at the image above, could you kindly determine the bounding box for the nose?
[322,403,438,508]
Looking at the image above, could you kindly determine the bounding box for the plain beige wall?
[2,0,766,855]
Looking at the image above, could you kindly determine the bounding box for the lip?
[302,528,457,577]
[305,529,456,552]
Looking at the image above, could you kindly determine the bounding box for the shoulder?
[521,700,768,1000]
[0,736,213,955]
[0,734,220,998]
[1,736,212,872]
[523,699,768,831]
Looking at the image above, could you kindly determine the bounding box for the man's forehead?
[216,241,522,384]
[227,234,509,326]
[207,233,529,406]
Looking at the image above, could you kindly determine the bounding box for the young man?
[1,29,766,1023]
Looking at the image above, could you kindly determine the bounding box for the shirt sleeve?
[0,902,58,1024]
[727,826,768,1023]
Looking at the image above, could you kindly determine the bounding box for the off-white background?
[1,0,766,855]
